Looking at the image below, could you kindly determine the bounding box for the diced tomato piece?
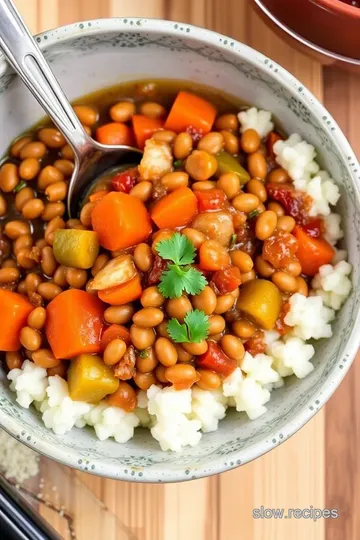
[262,231,298,269]
[111,167,139,193]
[211,266,241,294]
[147,255,168,286]
[244,331,266,356]
[196,341,237,376]
[195,189,226,212]
[186,125,203,143]
[266,183,311,224]
[300,218,323,238]
[275,303,291,336]
[267,131,283,160]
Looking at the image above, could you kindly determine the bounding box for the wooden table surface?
[9,1,360,539]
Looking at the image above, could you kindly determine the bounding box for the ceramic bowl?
[1,18,360,482]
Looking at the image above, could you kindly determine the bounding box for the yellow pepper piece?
[237,279,282,330]
[53,229,99,269]
[68,354,119,403]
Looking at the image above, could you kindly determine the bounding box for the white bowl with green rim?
[0,18,359,482]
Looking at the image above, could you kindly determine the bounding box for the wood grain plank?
[110,0,165,19]
[323,68,360,540]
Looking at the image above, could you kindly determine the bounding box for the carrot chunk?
[98,275,142,306]
[132,115,164,149]
[164,91,216,135]
[293,226,335,276]
[0,290,33,351]
[150,187,198,229]
[100,324,131,351]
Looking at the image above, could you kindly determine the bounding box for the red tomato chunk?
[266,183,311,224]
[195,189,226,212]
[197,341,237,376]
[147,255,169,286]
[244,331,266,356]
[211,266,241,294]
[111,167,139,193]
[262,231,298,269]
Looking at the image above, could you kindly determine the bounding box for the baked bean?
[232,320,256,339]
[155,364,168,383]
[0,163,19,192]
[17,280,27,294]
[15,187,34,212]
[54,159,74,177]
[141,286,164,308]
[27,307,46,330]
[173,132,193,160]
[165,364,198,387]
[38,165,64,190]
[241,270,256,283]
[267,201,285,217]
[32,348,60,369]
[161,171,189,191]
[254,256,274,278]
[285,260,302,277]
[5,351,23,370]
[216,172,241,199]
[156,320,170,338]
[230,250,254,273]
[25,273,42,292]
[91,254,110,277]
[109,101,136,123]
[181,228,206,249]
[220,130,239,154]
[241,129,261,154]
[53,265,67,287]
[152,130,177,144]
[45,181,68,201]
[16,248,36,269]
[37,282,62,301]
[296,276,309,296]
[19,326,41,351]
[246,178,267,202]
[175,344,193,363]
[232,193,259,213]
[41,202,65,221]
[215,113,239,131]
[47,361,68,378]
[255,210,277,240]
[0,194,7,217]
[36,239,47,250]
[104,338,127,366]
[134,371,157,391]
[133,307,164,328]
[129,181,152,202]
[66,218,86,231]
[191,181,217,191]
[139,101,166,119]
[185,150,218,182]
[266,167,289,184]
[155,337,178,366]
[1,259,18,269]
[134,243,153,272]
[182,340,208,355]
[221,334,245,362]
[106,381,137,411]
[166,295,192,322]
[80,202,95,227]
[73,105,99,126]
[4,220,30,240]
[151,229,175,254]
[22,199,45,220]
[197,369,221,390]
[136,347,158,373]
[208,315,226,335]
[19,158,40,181]
[65,268,87,289]
[38,128,66,148]
[10,136,32,158]
[277,215,296,233]
[61,144,74,160]
[231,287,240,299]
[0,267,20,283]
[44,217,66,245]
[192,286,217,315]
[130,325,156,350]
[248,151,267,180]
[19,141,46,160]
[214,294,235,314]
[198,132,224,154]
[272,271,298,293]
[104,304,135,325]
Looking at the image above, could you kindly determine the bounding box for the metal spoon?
[0,0,142,217]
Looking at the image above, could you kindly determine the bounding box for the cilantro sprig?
[167,309,210,343]
[156,233,207,299]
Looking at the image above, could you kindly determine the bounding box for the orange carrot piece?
[0,290,33,351]
[164,91,216,134]
[150,187,198,229]
[293,226,335,276]
[89,190,109,203]
[132,115,164,149]
[95,122,134,146]
[100,324,131,351]
[98,275,142,306]
[91,192,152,251]
[267,131,283,160]
[46,290,105,359]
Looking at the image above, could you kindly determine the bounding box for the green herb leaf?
[167,309,210,344]
[230,233,237,248]
[13,180,27,193]
[181,266,208,296]
[248,209,260,220]
[138,350,148,358]
[156,232,195,266]
[173,159,183,169]
[158,265,187,298]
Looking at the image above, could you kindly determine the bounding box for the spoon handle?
[0,0,90,155]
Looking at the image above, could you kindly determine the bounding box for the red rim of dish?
[316,0,360,17]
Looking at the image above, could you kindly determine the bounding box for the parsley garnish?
[156,233,207,298]
[248,209,260,220]
[13,180,27,193]
[230,233,237,248]
[173,159,183,169]
[167,309,210,343]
